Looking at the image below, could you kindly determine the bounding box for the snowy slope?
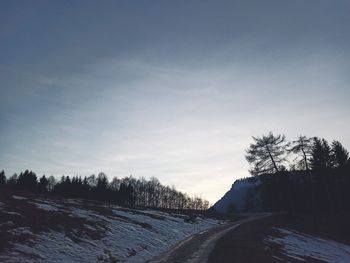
[213,177,261,213]
[265,227,350,263]
[0,193,223,263]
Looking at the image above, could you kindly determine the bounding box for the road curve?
[148,213,270,263]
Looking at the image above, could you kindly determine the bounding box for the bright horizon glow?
[1,0,350,204]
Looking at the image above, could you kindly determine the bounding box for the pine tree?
[310,137,334,170]
[331,140,349,168]
[0,170,6,186]
[17,170,37,191]
[38,175,49,193]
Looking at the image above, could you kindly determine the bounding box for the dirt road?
[148,214,270,263]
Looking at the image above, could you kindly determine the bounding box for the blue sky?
[1,0,350,203]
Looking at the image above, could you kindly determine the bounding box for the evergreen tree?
[17,170,37,191]
[7,173,18,187]
[97,172,108,190]
[310,138,334,170]
[0,170,6,186]
[38,175,49,193]
[119,182,128,205]
[126,184,134,206]
[331,140,349,168]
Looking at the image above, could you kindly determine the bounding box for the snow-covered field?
[0,194,223,263]
[265,227,350,263]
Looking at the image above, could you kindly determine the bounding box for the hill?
[0,190,223,262]
[214,165,350,215]
[213,177,261,213]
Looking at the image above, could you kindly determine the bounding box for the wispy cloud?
[1,0,349,203]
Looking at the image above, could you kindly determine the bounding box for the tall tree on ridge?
[331,140,349,168]
[245,132,289,176]
[310,137,334,170]
[289,135,313,170]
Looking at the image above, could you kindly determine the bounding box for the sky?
[1,0,350,204]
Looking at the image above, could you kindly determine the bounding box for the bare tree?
[289,135,313,170]
[246,132,289,176]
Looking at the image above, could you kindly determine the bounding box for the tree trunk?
[266,144,279,172]
[301,147,309,171]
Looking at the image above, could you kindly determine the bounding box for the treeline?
[0,171,209,210]
[246,133,349,175]
[245,133,350,214]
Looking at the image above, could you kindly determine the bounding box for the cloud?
[1,0,350,203]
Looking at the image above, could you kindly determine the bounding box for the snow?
[0,197,223,263]
[31,202,59,212]
[12,195,27,200]
[11,227,33,236]
[3,211,22,216]
[265,227,350,263]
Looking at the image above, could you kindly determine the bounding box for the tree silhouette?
[289,135,313,170]
[38,175,49,193]
[246,132,289,176]
[0,170,6,186]
[97,172,108,190]
[331,140,349,168]
[47,176,56,191]
[7,173,18,187]
[119,182,128,205]
[96,172,109,201]
[1,169,210,210]
[17,170,37,191]
[310,138,334,170]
